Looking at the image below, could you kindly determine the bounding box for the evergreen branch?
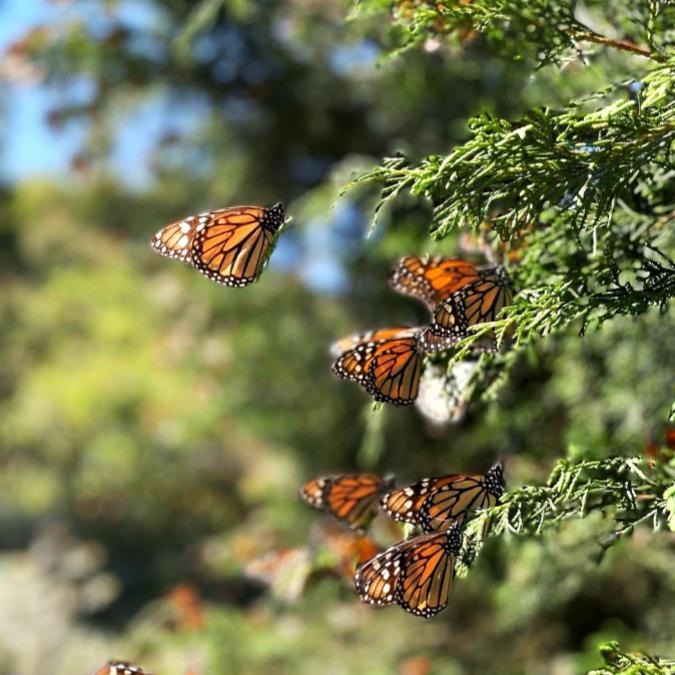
[576,30,656,61]
[354,0,675,64]
[343,61,675,352]
[455,456,675,578]
[346,64,675,239]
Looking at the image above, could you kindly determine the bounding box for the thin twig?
[576,31,661,61]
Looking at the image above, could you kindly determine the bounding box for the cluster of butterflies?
[151,204,510,618]
[330,255,513,406]
[300,462,504,617]
[151,205,514,406]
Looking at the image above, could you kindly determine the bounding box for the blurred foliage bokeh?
[0,1,673,674]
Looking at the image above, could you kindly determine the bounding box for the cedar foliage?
[347,1,675,662]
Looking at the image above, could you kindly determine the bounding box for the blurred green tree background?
[0,1,673,674]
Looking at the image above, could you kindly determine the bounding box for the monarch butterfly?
[428,266,513,339]
[150,202,285,287]
[332,329,425,405]
[94,662,150,675]
[330,326,420,358]
[381,462,504,533]
[354,521,463,617]
[300,474,395,531]
[389,256,484,311]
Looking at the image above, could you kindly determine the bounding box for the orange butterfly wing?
[151,203,285,287]
[431,267,513,338]
[389,256,482,309]
[333,335,422,406]
[192,206,273,287]
[366,337,422,405]
[354,537,409,607]
[151,216,199,264]
[300,474,394,531]
[299,477,328,510]
[380,475,460,528]
[355,523,463,617]
[421,475,496,532]
[330,326,418,358]
[397,527,461,617]
[326,475,386,529]
[382,464,504,533]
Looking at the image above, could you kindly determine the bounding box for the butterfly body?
[151,202,285,287]
[381,463,504,532]
[354,522,463,617]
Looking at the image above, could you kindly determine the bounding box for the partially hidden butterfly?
[167,583,204,631]
[245,524,380,601]
[321,528,380,580]
[245,547,312,602]
[94,662,151,675]
[309,522,381,580]
[389,256,484,311]
[331,327,426,405]
[354,521,463,617]
[427,266,513,340]
[300,474,395,531]
[643,426,675,466]
[381,462,504,532]
[151,202,285,287]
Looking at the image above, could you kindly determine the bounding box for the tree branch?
[575,30,661,61]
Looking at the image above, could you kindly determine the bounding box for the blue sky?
[0,0,171,185]
[0,1,378,188]
[0,1,78,180]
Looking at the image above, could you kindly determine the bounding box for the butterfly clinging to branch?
[331,327,426,406]
[427,266,513,340]
[354,521,464,617]
[388,256,484,311]
[381,462,504,533]
[389,255,514,346]
[151,202,286,287]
